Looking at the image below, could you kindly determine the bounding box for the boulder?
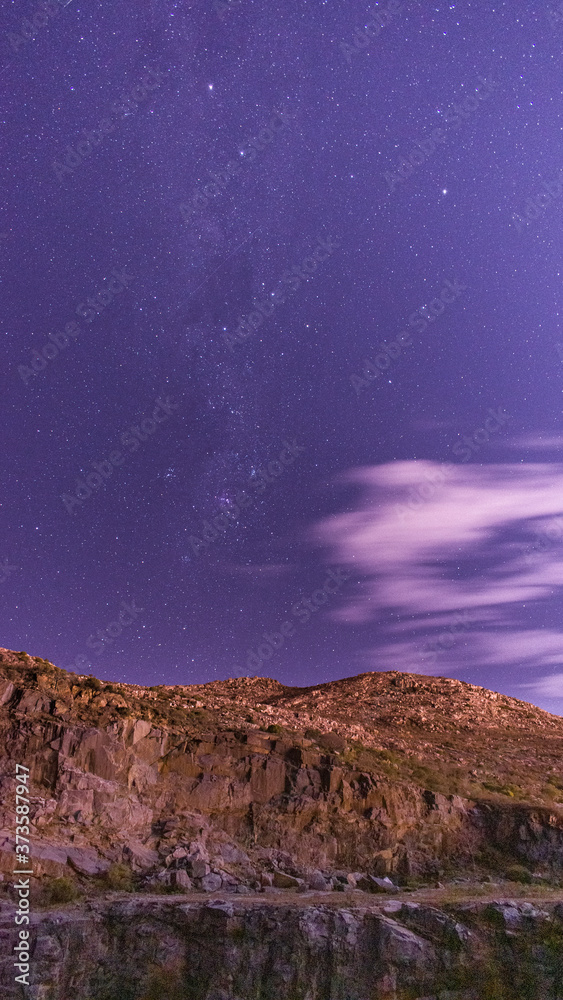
[67,847,111,876]
[308,871,329,891]
[372,876,399,893]
[187,858,210,878]
[30,842,69,866]
[199,872,222,892]
[346,872,364,887]
[272,871,302,889]
[216,842,250,864]
[122,840,160,871]
[170,869,192,890]
[0,680,14,705]
[356,874,398,893]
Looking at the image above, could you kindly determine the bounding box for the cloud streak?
[314,461,563,706]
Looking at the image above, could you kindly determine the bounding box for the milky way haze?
[2,1,563,713]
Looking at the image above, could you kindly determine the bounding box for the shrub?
[103,863,135,891]
[169,708,189,726]
[505,863,533,884]
[482,780,524,799]
[84,676,102,691]
[188,708,210,723]
[41,875,80,904]
[266,723,283,734]
[542,783,563,802]
[304,727,323,740]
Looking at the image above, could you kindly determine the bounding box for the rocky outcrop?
[0,649,562,894]
[2,707,562,892]
[1,896,563,999]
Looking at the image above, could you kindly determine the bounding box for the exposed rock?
[356,873,399,893]
[0,649,562,904]
[199,872,222,892]
[121,840,160,871]
[170,869,192,890]
[308,870,329,891]
[188,859,211,878]
[272,871,302,889]
[216,842,250,864]
[0,680,14,706]
[1,897,562,999]
[67,847,111,876]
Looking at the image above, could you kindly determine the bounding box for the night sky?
[2,1,563,714]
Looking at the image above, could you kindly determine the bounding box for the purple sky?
[2,1,563,714]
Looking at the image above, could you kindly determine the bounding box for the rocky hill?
[0,646,562,895]
[1,647,563,997]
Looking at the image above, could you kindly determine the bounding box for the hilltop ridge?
[0,646,562,910]
[1,648,561,810]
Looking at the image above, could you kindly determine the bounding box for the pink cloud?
[314,461,563,677]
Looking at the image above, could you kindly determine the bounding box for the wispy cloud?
[506,433,563,451]
[314,461,563,692]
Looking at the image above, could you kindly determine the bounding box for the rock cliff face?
[0,648,562,892]
[1,895,563,999]
[1,648,563,997]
